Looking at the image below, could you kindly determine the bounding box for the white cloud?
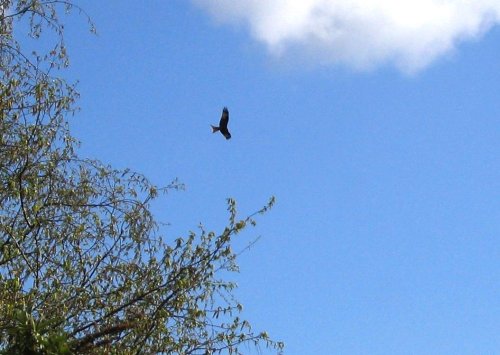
[193,0,500,73]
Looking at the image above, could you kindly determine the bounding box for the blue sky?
[49,1,500,353]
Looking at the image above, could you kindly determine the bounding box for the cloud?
[193,0,500,73]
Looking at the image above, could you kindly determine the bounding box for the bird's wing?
[219,107,229,130]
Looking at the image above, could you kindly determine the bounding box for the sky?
[31,1,500,353]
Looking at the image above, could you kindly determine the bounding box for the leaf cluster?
[0,1,283,354]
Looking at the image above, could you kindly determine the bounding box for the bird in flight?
[211,107,231,140]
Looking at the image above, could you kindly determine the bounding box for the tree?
[0,1,283,353]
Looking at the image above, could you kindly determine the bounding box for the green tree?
[0,1,283,353]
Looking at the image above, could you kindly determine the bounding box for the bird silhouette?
[211,107,231,139]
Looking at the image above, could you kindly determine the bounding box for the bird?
[211,107,231,140]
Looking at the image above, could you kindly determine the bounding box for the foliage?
[0,1,283,353]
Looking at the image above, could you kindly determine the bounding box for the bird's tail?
[211,125,219,133]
